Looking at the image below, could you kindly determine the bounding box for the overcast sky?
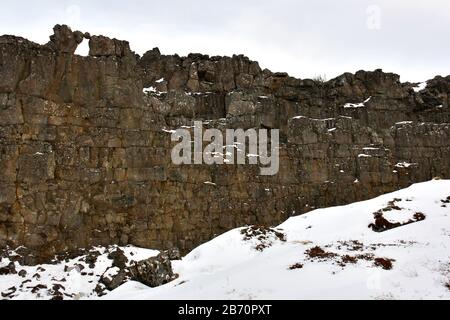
[1,0,449,82]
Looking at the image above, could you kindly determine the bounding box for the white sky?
[1,0,449,82]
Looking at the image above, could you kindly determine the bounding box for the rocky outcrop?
[128,250,178,287]
[0,25,449,262]
[98,249,178,292]
[46,24,85,54]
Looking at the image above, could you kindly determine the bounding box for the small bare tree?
[312,74,327,84]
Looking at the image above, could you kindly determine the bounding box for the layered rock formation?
[1,25,449,262]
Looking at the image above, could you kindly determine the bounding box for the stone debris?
[0,245,178,299]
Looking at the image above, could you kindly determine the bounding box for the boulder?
[107,248,128,269]
[128,251,178,287]
[99,267,130,291]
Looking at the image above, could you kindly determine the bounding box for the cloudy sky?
[1,0,449,82]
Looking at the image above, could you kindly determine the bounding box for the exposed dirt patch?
[382,198,403,211]
[413,212,426,221]
[241,225,286,251]
[356,253,375,261]
[341,255,358,264]
[397,240,417,246]
[288,263,304,270]
[336,254,360,267]
[336,240,364,251]
[369,241,416,250]
[369,206,426,232]
[374,257,395,270]
[368,211,401,232]
[301,240,398,272]
[441,196,450,207]
[306,246,337,260]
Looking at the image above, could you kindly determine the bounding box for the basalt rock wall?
[1,25,449,262]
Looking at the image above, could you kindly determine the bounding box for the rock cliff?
[1,25,449,262]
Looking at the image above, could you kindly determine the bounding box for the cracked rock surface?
[0,25,449,261]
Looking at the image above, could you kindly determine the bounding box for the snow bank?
[107,180,450,300]
[2,180,450,300]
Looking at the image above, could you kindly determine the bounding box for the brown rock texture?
[1,25,449,262]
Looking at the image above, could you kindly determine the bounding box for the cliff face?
[1,25,449,262]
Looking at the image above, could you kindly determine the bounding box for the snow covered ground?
[1,179,450,300]
[0,245,159,300]
[107,180,450,300]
